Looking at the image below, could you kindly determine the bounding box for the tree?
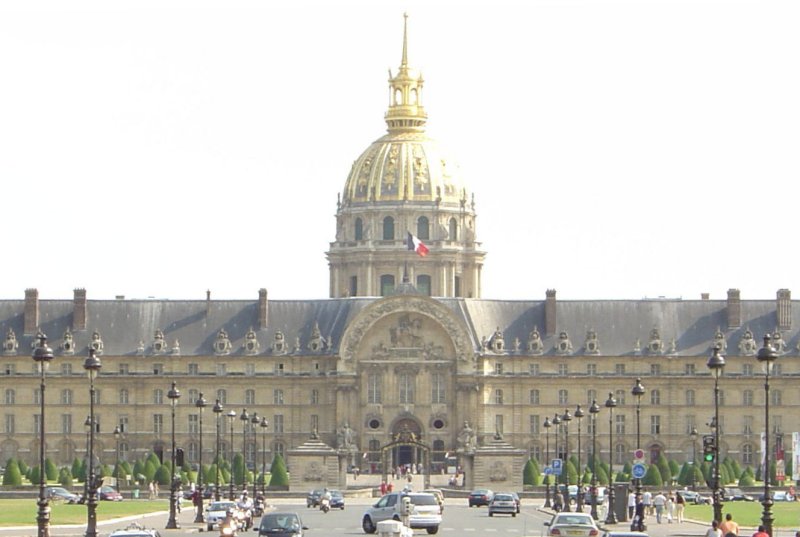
[643,464,663,486]
[656,454,671,484]
[2,458,22,486]
[154,464,171,485]
[738,469,755,487]
[58,467,74,488]
[143,460,157,483]
[269,454,289,487]
[71,458,83,481]
[523,459,536,486]
[566,459,579,485]
[668,459,680,480]
[232,453,245,486]
[29,465,41,486]
[45,457,58,481]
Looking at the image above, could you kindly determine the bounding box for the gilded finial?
[401,13,409,69]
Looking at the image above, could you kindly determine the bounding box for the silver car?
[488,493,517,517]
[545,512,600,537]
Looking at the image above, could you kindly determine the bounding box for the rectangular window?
[4,389,14,405]
[685,390,695,406]
[615,364,625,375]
[416,275,431,296]
[495,363,503,375]
[119,415,129,433]
[495,389,504,405]
[153,363,163,375]
[650,390,661,405]
[311,415,319,433]
[274,390,284,405]
[773,363,783,376]
[34,388,41,405]
[92,389,99,405]
[742,364,754,376]
[216,389,227,405]
[495,414,504,435]
[119,363,129,375]
[154,389,164,405]
[367,374,382,404]
[772,415,782,434]
[530,415,539,434]
[588,416,596,436]
[529,364,540,376]
[61,389,72,405]
[431,373,446,404]
[216,364,226,376]
[188,363,199,375]
[685,364,696,375]
[349,276,358,297]
[188,389,199,404]
[529,389,539,405]
[33,414,41,435]
[650,415,661,435]
[558,389,568,405]
[188,414,199,434]
[4,414,14,434]
[587,389,597,405]
[61,414,72,434]
[275,363,285,375]
[685,415,696,435]
[246,389,256,405]
[399,374,415,404]
[615,390,626,406]
[743,416,753,435]
[743,390,754,406]
[4,364,14,375]
[558,364,568,376]
[615,414,625,435]
[650,364,661,376]
[587,364,597,375]
[274,414,284,434]
[246,363,256,377]
[310,389,320,405]
[61,363,72,376]
[154,414,163,434]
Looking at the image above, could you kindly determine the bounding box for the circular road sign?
[632,463,646,479]
[633,449,645,461]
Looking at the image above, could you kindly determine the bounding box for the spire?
[385,14,427,133]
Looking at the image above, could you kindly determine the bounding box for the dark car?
[99,486,124,501]
[46,486,80,503]
[306,489,323,508]
[468,489,494,507]
[329,489,345,509]
[257,512,307,537]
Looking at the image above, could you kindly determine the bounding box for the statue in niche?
[4,328,18,355]
[457,421,477,451]
[527,326,543,354]
[337,422,355,450]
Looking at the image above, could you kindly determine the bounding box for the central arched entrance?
[381,420,430,488]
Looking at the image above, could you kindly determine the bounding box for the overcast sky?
[1,0,798,302]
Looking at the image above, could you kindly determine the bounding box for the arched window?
[354,218,363,240]
[380,274,395,296]
[416,275,431,296]
[417,216,429,240]
[383,216,395,240]
[449,217,458,240]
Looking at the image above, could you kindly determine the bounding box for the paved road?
[0,498,791,537]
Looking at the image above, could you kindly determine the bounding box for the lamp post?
[589,399,600,521]
[561,409,572,512]
[227,410,236,500]
[631,377,645,498]
[83,416,92,502]
[83,348,102,537]
[574,404,585,512]
[707,345,726,523]
[259,417,269,495]
[113,425,121,498]
[604,392,618,525]
[165,382,181,530]
[544,416,552,508]
[240,408,249,498]
[690,426,698,491]
[32,334,54,537]
[194,392,207,523]
[757,334,778,537]
[552,413,562,508]
[212,399,223,502]
[250,412,259,499]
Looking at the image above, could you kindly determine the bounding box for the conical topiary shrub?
[268,454,289,487]
[2,458,22,486]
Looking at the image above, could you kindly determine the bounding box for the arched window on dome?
[409,88,418,105]
[394,89,403,106]
[380,275,395,297]
[449,217,458,241]
[354,218,363,240]
[416,275,431,296]
[383,216,395,240]
[417,216,429,240]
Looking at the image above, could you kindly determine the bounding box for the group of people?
[627,489,685,527]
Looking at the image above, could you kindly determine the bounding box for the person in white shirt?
[642,490,652,516]
[627,490,636,519]
[653,492,667,523]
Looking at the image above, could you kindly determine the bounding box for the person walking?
[720,513,740,537]
[627,490,637,519]
[642,490,653,516]
[706,520,722,537]
[675,491,685,523]
[653,491,666,524]
[666,492,674,523]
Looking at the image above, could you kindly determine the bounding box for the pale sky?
[1,0,798,302]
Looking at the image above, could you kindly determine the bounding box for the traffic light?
[703,435,716,462]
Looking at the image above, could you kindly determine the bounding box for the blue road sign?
[544,467,553,475]
[632,462,646,479]
[552,459,563,475]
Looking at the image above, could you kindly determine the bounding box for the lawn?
[685,501,800,528]
[0,499,169,526]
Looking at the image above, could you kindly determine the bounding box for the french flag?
[407,232,429,257]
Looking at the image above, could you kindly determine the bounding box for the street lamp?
[113,425,121,498]
[83,416,92,502]
[250,412,259,499]
[165,382,181,530]
[690,426,698,491]
[194,392,207,523]
[561,409,572,512]
[240,408,249,497]
[259,417,269,495]
[604,392,618,525]
[552,413,562,508]
[574,404,585,512]
[227,410,236,500]
[707,345,726,523]
[757,334,778,537]
[589,399,600,521]
[631,377,645,498]
[83,348,102,537]
[32,334,54,537]
[212,399,224,501]
[544,416,552,508]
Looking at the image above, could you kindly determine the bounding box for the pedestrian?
[720,513,740,536]
[706,520,722,537]
[675,492,685,523]
[627,490,636,519]
[631,494,645,532]
[380,481,387,495]
[554,488,564,512]
[642,490,652,516]
[148,481,155,500]
[666,492,674,523]
[752,526,768,537]
[653,491,666,523]
[154,481,160,498]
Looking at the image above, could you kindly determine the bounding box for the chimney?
[259,288,268,329]
[777,289,791,330]
[701,293,710,300]
[206,290,211,316]
[545,289,557,336]
[726,289,741,329]
[73,288,87,331]
[24,288,39,336]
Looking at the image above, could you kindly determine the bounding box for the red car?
[99,486,124,501]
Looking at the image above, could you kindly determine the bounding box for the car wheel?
[426,526,439,535]
[207,524,213,531]
[512,513,517,517]
[489,512,494,517]
[362,516,376,534]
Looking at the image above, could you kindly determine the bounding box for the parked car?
[544,512,600,537]
[488,492,517,517]
[46,486,80,503]
[362,491,442,534]
[723,487,755,502]
[257,512,307,537]
[468,489,494,507]
[306,489,323,508]
[99,486,124,501]
[108,522,162,537]
[678,490,710,505]
[205,500,239,531]
[329,489,346,509]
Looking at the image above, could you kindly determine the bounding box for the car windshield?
[407,494,438,506]
[261,514,300,531]
[555,515,594,525]
[494,494,513,501]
